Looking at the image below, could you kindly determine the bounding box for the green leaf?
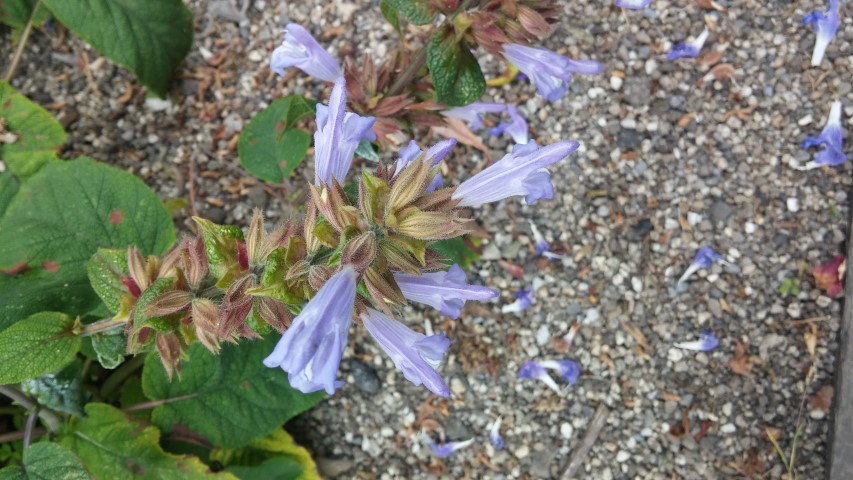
[355,139,380,162]
[386,0,435,25]
[0,81,66,177]
[40,0,193,97]
[91,331,128,369]
[226,458,302,480]
[427,28,486,107]
[0,158,175,330]
[0,172,18,216]
[60,403,235,480]
[0,442,89,480]
[378,0,400,32]
[0,0,50,29]
[21,360,87,416]
[430,236,481,269]
[212,429,319,480]
[0,312,80,384]
[238,95,315,183]
[142,336,323,449]
[86,248,129,314]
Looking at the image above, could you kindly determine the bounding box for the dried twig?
[560,403,610,479]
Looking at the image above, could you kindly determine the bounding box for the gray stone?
[708,200,733,225]
[349,360,381,394]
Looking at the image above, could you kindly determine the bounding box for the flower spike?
[394,264,498,319]
[270,23,342,81]
[503,44,603,102]
[674,330,719,352]
[263,266,357,394]
[797,101,847,170]
[803,0,839,66]
[668,28,709,61]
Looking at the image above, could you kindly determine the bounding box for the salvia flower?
[452,141,579,208]
[361,309,452,397]
[489,105,530,144]
[797,101,847,170]
[502,288,534,314]
[518,360,561,393]
[803,0,839,66]
[489,417,506,450]
[667,28,710,61]
[538,359,581,384]
[674,330,719,352]
[503,44,604,102]
[270,23,342,81]
[616,0,653,9]
[429,438,475,458]
[677,246,727,287]
[394,139,457,177]
[443,102,507,131]
[529,221,564,260]
[394,264,498,319]
[263,266,357,394]
[313,76,376,185]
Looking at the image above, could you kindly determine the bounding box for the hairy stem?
[99,354,146,399]
[78,317,126,337]
[0,386,60,432]
[387,47,428,97]
[3,0,42,81]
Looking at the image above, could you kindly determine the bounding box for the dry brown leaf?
[808,385,834,412]
[622,320,654,353]
[430,117,490,157]
[696,0,728,11]
[677,113,696,128]
[663,392,682,402]
[498,260,524,279]
[728,341,756,376]
[804,322,818,361]
[698,50,723,66]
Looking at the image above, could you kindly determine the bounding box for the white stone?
[560,422,574,439]
[720,423,737,434]
[787,198,799,212]
[797,114,813,126]
[631,276,643,293]
[610,76,623,90]
[616,451,631,462]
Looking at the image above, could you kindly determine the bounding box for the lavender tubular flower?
[530,221,564,260]
[314,77,376,185]
[361,309,452,397]
[503,44,603,102]
[443,102,507,130]
[394,139,457,177]
[429,438,475,458]
[616,0,652,9]
[518,360,561,393]
[489,105,530,144]
[451,141,579,207]
[676,247,729,290]
[667,28,709,61]
[502,288,534,314]
[489,417,506,450]
[674,330,719,352]
[394,264,498,319]
[539,359,580,384]
[803,0,839,66]
[263,266,357,394]
[271,23,341,81]
[797,101,847,170]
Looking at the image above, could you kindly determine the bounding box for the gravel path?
[3,0,851,478]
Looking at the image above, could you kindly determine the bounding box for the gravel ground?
[3,0,852,478]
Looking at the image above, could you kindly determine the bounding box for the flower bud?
[342,231,377,273]
[155,333,183,381]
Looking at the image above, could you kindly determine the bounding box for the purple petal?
[667,28,709,61]
[693,247,722,269]
[541,359,580,384]
[394,264,498,319]
[674,330,719,352]
[270,23,341,82]
[503,44,600,102]
[263,266,357,395]
[804,0,839,65]
[616,0,653,9]
[518,360,546,379]
[394,139,457,177]
[802,101,847,166]
[489,418,505,450]
[443,102,507,131]
[361,309,452,397]
[429,438,474,458]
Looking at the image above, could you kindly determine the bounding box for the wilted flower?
[361,309,452,397]
[517,360,557,393]
[489,105,529,144]
[616,0,653,9]
[529,221,564,260]
[538,359,580,384]
[797,101,847,170]
[813,254,846,297]
[394,264,498,319]
[428,438,475,458]
[803,0,839,66]
[503,44,604,102]
[263,266,357,394]
[519,359,581,393]
[667,27,710,61]
[313,77,376,185]
[489,417,506,450]
[677,246,727,287]
[502,288,534,314]
[674,330,719,352]
[452,141,579,208]
[270,23,342,82]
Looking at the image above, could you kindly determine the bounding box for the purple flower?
[451,141,579,208]
[797,101,847,170]
[428,438,474,458]
[676,247,728,287]
[804,0,839,66]
[518,360,561,393]
[394,264,498,319]
[502,288,534,314]
[529,221,565,260]
[393,139,457,177]
[503,44,604,102]
[263,266,357,394]
[360,309,452,397]
[489,417,505,450]
[616,0,652,8]
[667,28,709,61]
[489,105,529,144]
[674,330,719,352]
[270,23,341,82]
[313,77,376,185]
[443,102,507,130]
[539,359,580,384]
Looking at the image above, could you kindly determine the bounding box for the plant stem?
[79,317,126,337]
[387,47,428,97]
[0,386,60,432]
[23,409,38,449]
[3,0,42,81]
[123,393,199,412]
[99,354,146,399]
[0,428,45,445]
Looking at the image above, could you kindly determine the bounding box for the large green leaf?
[60,403,235,480]
[427,28,485,107]
[0,442,89,480]
[385,0,435,25]
[0,173,18,216]
[238,95,315,183]
[0,81,66,177]
[430,236,481,269]
[0,312,80,384]
[226,458,302,480]
[0,157,175,330]
[142,336,323,449]
[21,359,87,416]
[0,0,50,30]
[86,248,129,314]
[40,0,193,97]
[213,428,319,480]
